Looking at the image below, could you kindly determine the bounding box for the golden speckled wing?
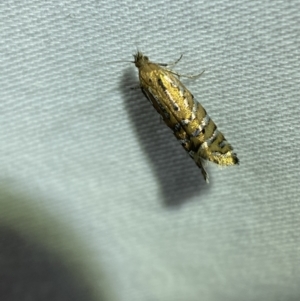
[133,51,239,182]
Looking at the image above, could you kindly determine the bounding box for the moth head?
[133,51,149,68]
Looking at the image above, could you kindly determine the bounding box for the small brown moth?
[133,52,239,182]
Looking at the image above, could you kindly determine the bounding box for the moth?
[133,52,239,182]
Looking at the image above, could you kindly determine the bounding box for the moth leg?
[196,158,209,183]
[157,54,183,67]
[158,55,204,79]
[188,149,209,183]
[171,69,205,79]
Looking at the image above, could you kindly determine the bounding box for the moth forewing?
[133,52,239,182]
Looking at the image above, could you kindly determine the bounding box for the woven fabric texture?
[0,1,299,300]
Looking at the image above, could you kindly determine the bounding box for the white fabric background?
[0,0,299,300]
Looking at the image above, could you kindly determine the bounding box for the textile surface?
[0,1,299,300]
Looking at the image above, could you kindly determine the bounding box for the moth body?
[133,52,239,182]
